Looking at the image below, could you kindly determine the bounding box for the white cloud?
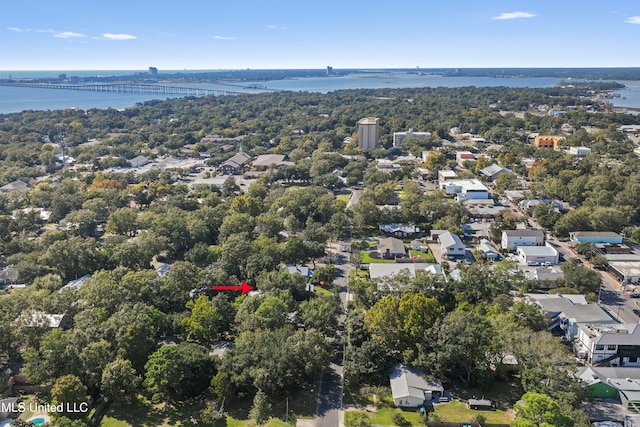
[213,35,236,40]
[101,33,137,40]
[492,11,538,20]
[625,16,640,24]
[55,31,86,39]
[266,25,287,30]
[7,27,25,32]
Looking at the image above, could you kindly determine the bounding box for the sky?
[2,0,640,71]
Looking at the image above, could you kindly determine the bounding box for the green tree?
[513,392,574,427]
[101,357,141,402]
[180,296,221,345]
[143,342,215,403]
[431,311,494,387]
[106,207,138,236]
[249,389,272,427]
[50,374,91,420]
[299,296,340,335]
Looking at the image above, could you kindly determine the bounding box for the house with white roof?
[501,229,545,251]
[368,263,433,280]
[440,179,490,201]
[517,245,559,266]
[389,364,444,407]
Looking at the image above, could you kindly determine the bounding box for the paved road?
[314,241,352,427]
[550,237,638,323]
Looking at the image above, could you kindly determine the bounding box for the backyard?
[343,386,515,426]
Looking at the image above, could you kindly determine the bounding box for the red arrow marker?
[213,280,254,295]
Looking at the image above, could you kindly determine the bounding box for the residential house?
[477,239,500,261]
[517,245,559,266]
[15,311,72,329]
[379,224,421,239]
[519,199,563,212]
[128,155,149,168]
[576,366,640,400]
[389,364,444,407]
[0,180,30,193]
[438,231,466,259]
[462,222,491,241]
[0,267,19,285]
[219,152,251,175]
[575,323,640,367]
[60,274,92,291]
[566,146,592,156]
[522,266,564,288]
[479,163,511,182]
[570,231,624,245]
[373,237,407,259]
[501,229,545,251]
[369,263,432,280]
[285,265,313,278]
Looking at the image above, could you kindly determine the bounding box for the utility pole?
[285,397,288,424]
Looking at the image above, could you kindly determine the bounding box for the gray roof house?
[477,239,500,261]
[389,364,444,407]
[373,237,407,259]
[479,163,511,181]
[438,231,466,259]
[0,180,30,193]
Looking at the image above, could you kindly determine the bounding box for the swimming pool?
[29,418,45,426]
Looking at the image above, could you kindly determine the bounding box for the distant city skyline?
[2,0,640,70]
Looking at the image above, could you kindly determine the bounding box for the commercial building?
[570,231,624,245]
[440,179,490,201]
[358,117,380,149]
[501,229,545,251]
[393,129,431,147]
[516,245,559,266]
[534,135,565,149]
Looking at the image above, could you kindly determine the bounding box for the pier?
[0,82,258,97]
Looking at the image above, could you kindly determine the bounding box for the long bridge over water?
[0,82,260,97]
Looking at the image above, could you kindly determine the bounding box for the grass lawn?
[100,387,318,427]
[369,407,424,426]
[336,193,351,203]
[361,251,394,264]
[433,400,515,424]
[409,249,435,262]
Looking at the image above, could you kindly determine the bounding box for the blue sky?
[2,0,640,70]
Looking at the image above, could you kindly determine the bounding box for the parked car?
[633,309,640,316]
[631,293,640,299]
